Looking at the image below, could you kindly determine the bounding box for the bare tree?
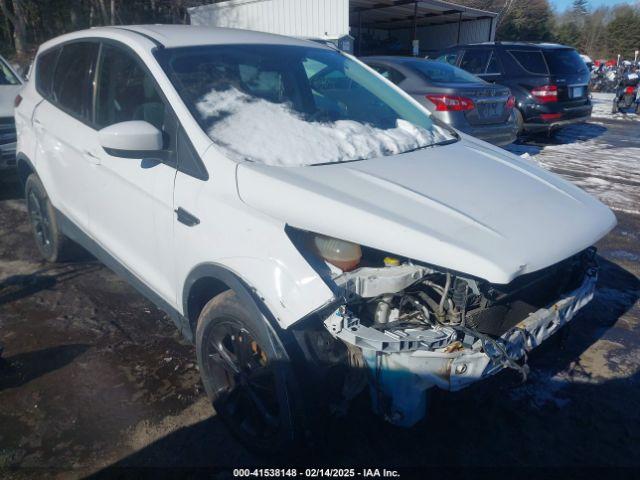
[0,0,27,58]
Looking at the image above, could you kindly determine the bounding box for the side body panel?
[173,150,334,329]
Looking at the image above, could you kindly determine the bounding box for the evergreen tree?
[606,5,640,60]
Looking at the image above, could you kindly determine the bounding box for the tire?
[514,108,525,136]
[24,174,78,263]
[195,290,307,454]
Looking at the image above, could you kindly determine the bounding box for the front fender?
[182,257,335,330]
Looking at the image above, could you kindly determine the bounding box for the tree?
[497,0,554,42]
[606,4,640,60]
[0,0,27,58]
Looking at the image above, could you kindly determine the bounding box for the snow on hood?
[196,88,451,166]
[236,140,616,284]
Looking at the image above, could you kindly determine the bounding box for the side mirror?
[99,121,163,158]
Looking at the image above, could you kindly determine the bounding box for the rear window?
[508,50,548,75]
[404,60,482,84]
[543,49,589,75]
[368,63,406,85]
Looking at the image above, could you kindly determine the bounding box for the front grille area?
[0,117,17,146]
[466,249,594,336]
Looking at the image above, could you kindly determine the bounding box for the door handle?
[175,207,200,227]
[83,150,101,165]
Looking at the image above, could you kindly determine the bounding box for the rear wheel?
[514,108,525,135]
[25,174,78,263]
[196,290,307,453]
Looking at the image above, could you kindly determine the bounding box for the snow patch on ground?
[197,88,451,166]
[506,123,640,213]
[591,92,640,121]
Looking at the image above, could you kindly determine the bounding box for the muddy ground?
[0,117,639,478]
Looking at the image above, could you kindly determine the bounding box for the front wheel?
[195,290,308,453]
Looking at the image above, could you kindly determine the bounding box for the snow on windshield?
[196,88,451,166]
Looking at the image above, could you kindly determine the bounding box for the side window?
[436,52,458,66]
[52,42,99,121]
[368,64,406,85]
[485,51,502,75]
[508,50,548,75]
[95,44,166,131]
[36,48,60,99]
[459,49,492,74]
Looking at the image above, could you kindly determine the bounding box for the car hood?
[236,140,616,284]
[0,85,21,117]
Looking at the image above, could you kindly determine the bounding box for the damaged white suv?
[15,26,616,451]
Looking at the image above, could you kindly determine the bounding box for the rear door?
[33,42,99,229]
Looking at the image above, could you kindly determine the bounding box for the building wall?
[189,0,350,39]
[394,18,494,51]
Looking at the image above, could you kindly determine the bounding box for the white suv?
[0,54,22,170]
[15,26,616,451]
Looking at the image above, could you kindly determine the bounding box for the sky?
[550,0,635,12]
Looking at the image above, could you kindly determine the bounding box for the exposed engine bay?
[314,240,599,427]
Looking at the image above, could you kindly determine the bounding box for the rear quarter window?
[507,50,549,75]
[543,49,589,75]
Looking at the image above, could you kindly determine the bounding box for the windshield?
[157,44,453,166]
[0,57,20,85]
[406,59,483,84]
[543,49,588,75]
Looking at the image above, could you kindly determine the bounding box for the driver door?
[88,42,177,305]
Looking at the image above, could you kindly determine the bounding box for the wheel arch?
[16,153,36,188]
[183,263,278,340]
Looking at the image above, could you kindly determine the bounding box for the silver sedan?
[362,56,518,146]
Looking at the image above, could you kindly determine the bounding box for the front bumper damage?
[323,266,598,427]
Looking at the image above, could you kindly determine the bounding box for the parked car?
[15,26,616,452]
[0,54,22,170]
[434,42,592,134]
[362,56,518,146]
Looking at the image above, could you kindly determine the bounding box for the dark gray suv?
[434,42,592,134]
[362,56,518,146]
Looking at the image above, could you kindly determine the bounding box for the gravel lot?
[1,98,639,476]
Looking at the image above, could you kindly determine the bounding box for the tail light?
[426,94,474,112]
[625,86,635,94]
[14,94,22,108]
[506,95,516,109]
[530,85,558,103]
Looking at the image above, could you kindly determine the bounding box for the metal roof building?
[189,0,497,56]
